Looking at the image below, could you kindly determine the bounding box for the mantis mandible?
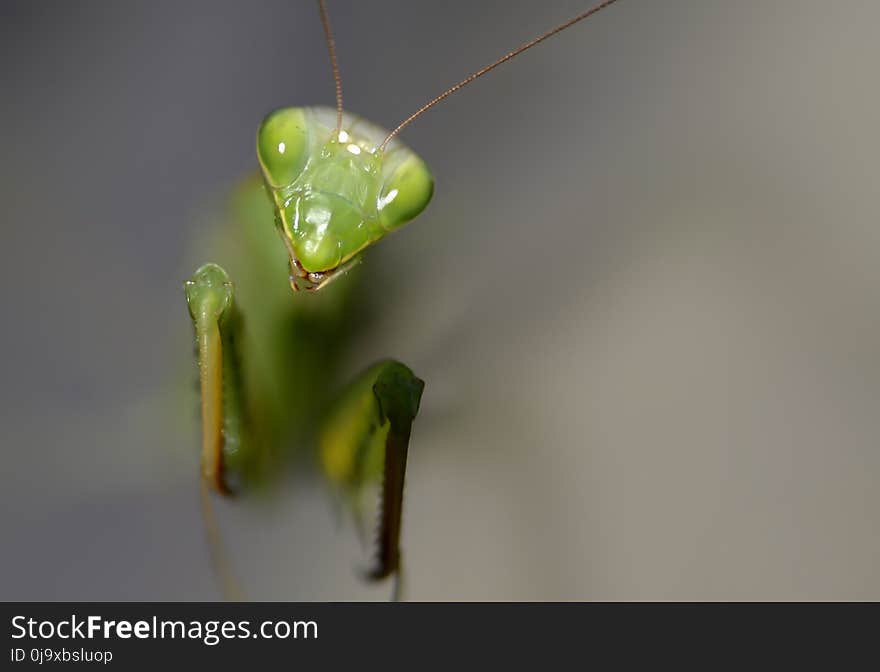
[185,0,622,600]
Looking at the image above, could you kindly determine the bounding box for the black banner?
[2,603,876,668]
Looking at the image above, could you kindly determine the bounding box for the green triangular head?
[256,107,434,290]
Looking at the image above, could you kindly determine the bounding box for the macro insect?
[185,0,622,600]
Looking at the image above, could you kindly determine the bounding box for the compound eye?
[378,154,434,231]
[256,108,310,188]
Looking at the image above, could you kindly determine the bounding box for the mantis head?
[257,0,621,293]
[257,107,433,291]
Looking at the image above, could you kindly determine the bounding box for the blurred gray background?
[2,0,879,600]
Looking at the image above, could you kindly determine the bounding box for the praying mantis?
[186,0,623,600]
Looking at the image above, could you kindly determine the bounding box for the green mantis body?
[184,0,622,599]
[186,105,432,594]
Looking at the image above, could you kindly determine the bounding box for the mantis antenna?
[380,0,623,150]
[317,0,344,132]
